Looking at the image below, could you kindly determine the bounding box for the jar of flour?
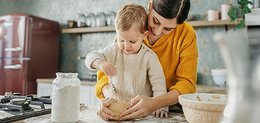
[51,73,81,123]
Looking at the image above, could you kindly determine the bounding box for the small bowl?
[179,93,227,123]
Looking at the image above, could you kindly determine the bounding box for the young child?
[85,3,167,118]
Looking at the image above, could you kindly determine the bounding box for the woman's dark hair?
[152,0,190,24]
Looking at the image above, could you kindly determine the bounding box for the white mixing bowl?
[179,93,227,123]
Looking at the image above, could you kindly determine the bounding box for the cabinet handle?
[4,64,22,70]
[4,47,22,52]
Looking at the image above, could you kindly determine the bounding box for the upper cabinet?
[62,20,239,34]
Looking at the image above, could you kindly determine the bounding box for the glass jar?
[86,13,96,27]
[51,73,81,123]
[85,13,92,27]
[95,12,106,27]
[77,13,86,27]
[106,11,116,26]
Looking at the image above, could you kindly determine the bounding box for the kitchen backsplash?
[0,0,235,85]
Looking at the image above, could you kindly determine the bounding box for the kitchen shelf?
[62,26,115,34]
[188,20,238,27]
[62,20,239,34]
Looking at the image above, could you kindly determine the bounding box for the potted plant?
[228,0,252,28]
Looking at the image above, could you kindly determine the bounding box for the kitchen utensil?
[109,76,117,94]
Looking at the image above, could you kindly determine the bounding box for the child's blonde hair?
[115,3,148,33]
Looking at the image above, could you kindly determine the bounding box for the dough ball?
[108,98,129,120]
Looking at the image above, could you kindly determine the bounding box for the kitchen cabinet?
[36,78,99,105]
[61,20,239,34]
[0,14,59,95]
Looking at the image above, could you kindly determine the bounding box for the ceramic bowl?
[179,93,227,123]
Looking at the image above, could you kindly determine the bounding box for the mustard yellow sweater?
[95,22,198,99]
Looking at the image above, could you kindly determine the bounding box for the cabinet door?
[37,82,53,97]
[80,85,99,105]
[0,59,28,95]
[36,82,99,105]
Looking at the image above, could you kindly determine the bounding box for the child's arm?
[147,53,168,116]
[93,59,116,77]
[85,49,107,70]
[85,43,117,76]
[147,54,167,98]
[85,43,118,99]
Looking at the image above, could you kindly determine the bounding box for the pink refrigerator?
[0,13,60,95]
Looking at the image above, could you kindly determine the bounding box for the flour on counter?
[0,111,13,119]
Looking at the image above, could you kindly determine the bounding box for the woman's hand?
[119,95,157,120]
[96,97,116,121]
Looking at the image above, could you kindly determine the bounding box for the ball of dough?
[108,98,129,120]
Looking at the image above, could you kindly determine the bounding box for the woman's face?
[147,6,178,39]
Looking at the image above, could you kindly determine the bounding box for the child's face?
[116,24,145,54]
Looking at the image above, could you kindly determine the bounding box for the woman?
[96,0,198,120]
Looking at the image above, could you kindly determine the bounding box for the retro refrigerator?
[0,13,60,95]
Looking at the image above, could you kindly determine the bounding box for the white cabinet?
[80,86,99,105]
[37,82,53,97]
[36,79,99,105]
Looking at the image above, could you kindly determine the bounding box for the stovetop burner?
[0,92,52,123]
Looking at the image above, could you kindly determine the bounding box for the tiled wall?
[0,0,235,85]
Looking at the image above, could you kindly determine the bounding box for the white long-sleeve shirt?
[85,42,166,102]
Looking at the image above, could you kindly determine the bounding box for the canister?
[51,73,81,123]
[221,4,231,20]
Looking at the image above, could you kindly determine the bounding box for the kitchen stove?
[0,93,51,123]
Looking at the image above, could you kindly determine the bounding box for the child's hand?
[97,97,116,121]
[99,60,117,77]
[152,109,168,118]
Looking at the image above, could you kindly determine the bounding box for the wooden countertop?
[37,78,227,94]
[14,104,187,123]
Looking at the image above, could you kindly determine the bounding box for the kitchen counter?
[36,78,227,94]
[13,104,187,123]
[36,78,96,86]
[196,85,227,94]
[3,81,226,122]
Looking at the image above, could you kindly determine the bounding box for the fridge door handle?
[4,64,22,70]
[4,47,23,52]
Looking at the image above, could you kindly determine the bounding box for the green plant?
[228,0,252,28]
